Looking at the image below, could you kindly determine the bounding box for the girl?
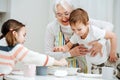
[0,19,68,74]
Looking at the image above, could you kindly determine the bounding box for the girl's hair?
[0,19,25,46]
[69,8,89,26]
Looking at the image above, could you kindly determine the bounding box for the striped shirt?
[0,44,54,74]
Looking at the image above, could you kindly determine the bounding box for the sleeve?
[92,26,106,45]
[92,26,106,40]
[15,44,55,66]
[98,39,106,45]
[44,22,71,60]
[89,18,114,31]
[70,34,78,44]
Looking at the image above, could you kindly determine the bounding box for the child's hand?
[109,52,118,62]
[54,58,68,66]
[88,41,103,57]
[58,58,68,66]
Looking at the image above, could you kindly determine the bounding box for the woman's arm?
[88,19,114,56]
[89,18,114,31]
[44,23,71,60]
[53,42,73,52]
[105,31,117,62]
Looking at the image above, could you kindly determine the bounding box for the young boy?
[53,8,117,74]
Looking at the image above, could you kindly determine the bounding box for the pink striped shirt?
[0,44,54,74]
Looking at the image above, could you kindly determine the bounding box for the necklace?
[59,25,65,46]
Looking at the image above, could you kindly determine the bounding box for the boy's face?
[71,22,88,37]
[16,27,26,44]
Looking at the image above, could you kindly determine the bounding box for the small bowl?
[54,70,68,77]
[66,67,80,75]
[48,66,80,76]
[47,66,61,75]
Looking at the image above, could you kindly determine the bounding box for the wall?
[0,0,10,35]
[77,0,114,23]
[9,0,50,53]
[114,0,120,53]
[0,0,7,12]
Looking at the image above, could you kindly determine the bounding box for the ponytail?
[5,31,17,47]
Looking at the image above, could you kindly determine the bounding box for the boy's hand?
[70,44,89,57]
[88,41,103,57]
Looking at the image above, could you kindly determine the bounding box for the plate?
[77,73,102,78]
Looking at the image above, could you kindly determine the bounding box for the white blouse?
[44,19,113,60]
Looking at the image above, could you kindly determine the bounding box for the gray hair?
[53,0,79,14]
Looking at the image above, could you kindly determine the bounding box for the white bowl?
[47,66,61,75]
[65,67,80,75]
[48,66,80,76]
[54,70,68,77]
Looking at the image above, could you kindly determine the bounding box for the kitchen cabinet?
[0,0,8,12]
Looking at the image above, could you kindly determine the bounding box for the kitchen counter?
[4,74,104,80]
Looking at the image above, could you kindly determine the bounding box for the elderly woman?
[44,0,113,60]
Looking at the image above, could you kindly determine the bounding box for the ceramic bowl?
[65,67,80,75]
[47,66,80,76]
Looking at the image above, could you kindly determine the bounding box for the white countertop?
[4,74,103,80]
[4,69,118,80]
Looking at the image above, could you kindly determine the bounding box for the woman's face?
[55,4,73,26]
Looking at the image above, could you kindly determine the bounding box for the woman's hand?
[88,41,103,57]
[53,46,65,52]
[70,44,89,57]
[53,46,69,52]
[109,52,118,62]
